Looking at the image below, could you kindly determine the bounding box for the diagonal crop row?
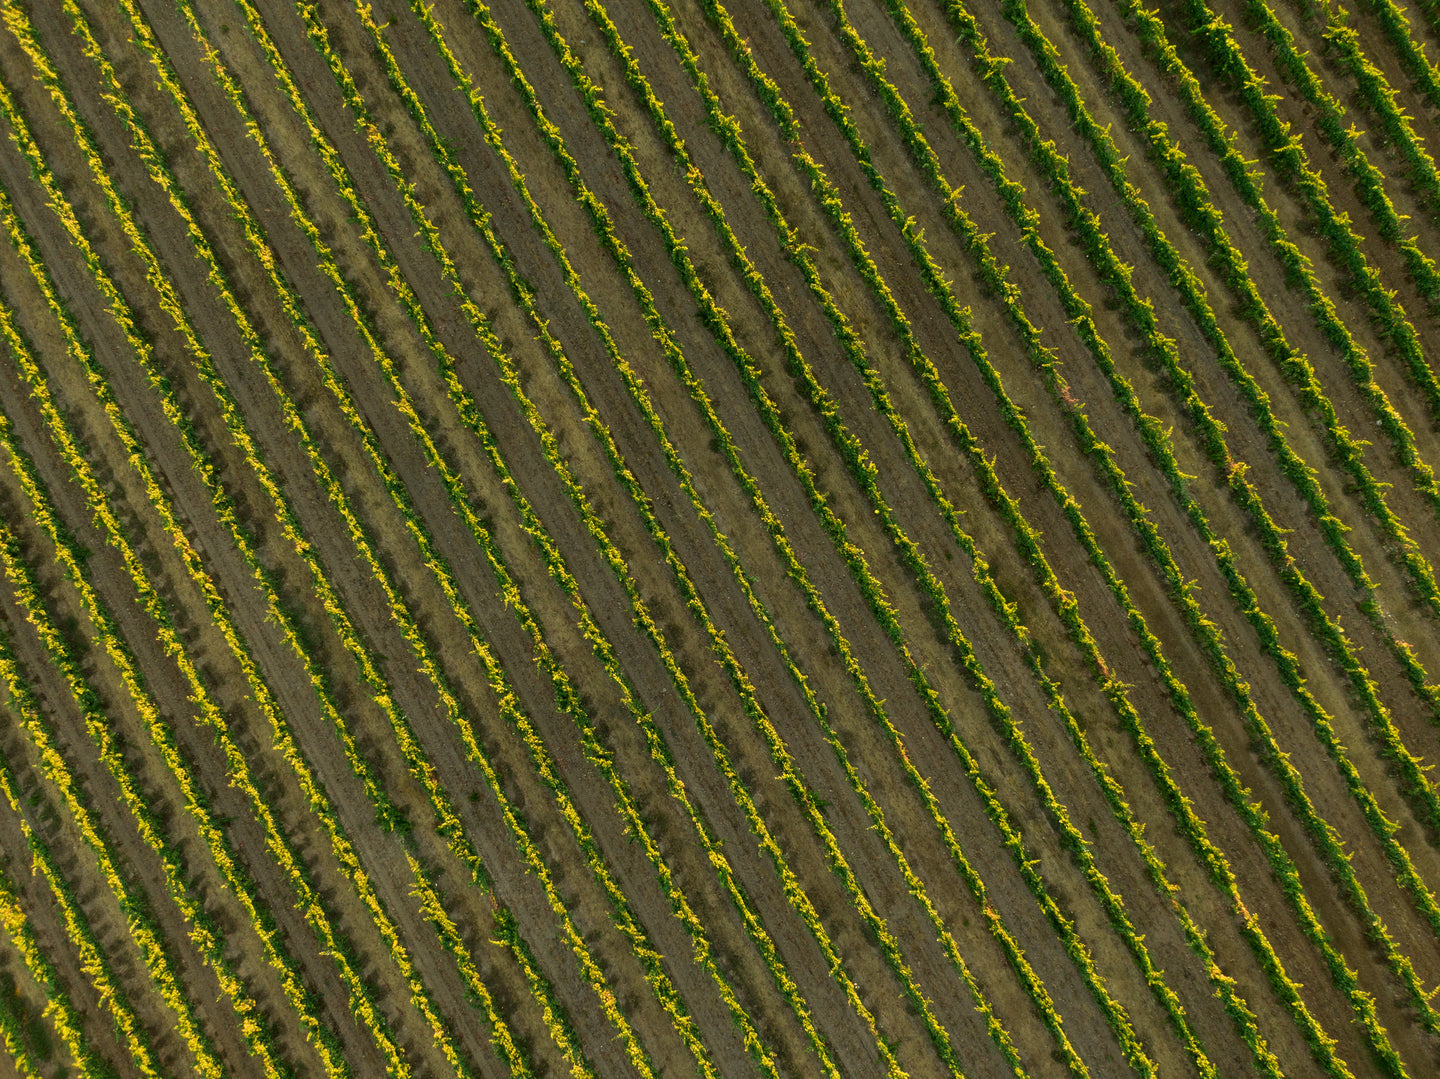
[308,0,956,1066]
[4,10,527,1070]
[523,0,1148,1067]
[170,0,778,1072]
[995,0,1440,901]
[1349,0,1440,136]
[108,5,609,1075]
[1267,0,1440,273]
[1191,0,1440,551]
[518,0,1382,1060]
[1264,0,1440,280]
[0,661,168,1079]
[50,0,401,834]
[1050,0,1440,761]
[1030,0,1440,1015]
[585,0,1249,1067]
[869,0,1344,1065]
[1139,0,1440,580]
[999,0,1440,1053]
[696,0,1336,1060]
[1048,0,1440,737]
[1048,0,1440,916]
[852,0,1328,1068]
[1012,0,1440,963]
[0,942,43,1079]
[208,4,765,1074]
[1245,0,1440,306]
[394,0,1071,1071]
[307,0,994,1066]
[6,0,1431,1075]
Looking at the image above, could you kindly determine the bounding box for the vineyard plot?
[2,0,1440,1074]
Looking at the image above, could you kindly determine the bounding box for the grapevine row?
[866,0,1342,1065]
[1047,0,1440,771]
[1026,0,1440,961]
[319,0,984,1065]
[436,0,1193,1069]
[1129,0,1440,617]
[702,0,1330,1060]
[0,940,42,1079]
[9,3,531,1060]
[1350,0,1440,140]
[992,0,1440,941]
[1195,0,1440,570]
[315,0,964,1068]
[528,0,1151,1069]
[1254,0,1440,305]
[593,0,1233,1067]
[1030,0,1440,1017]
[430,0,1065,1069]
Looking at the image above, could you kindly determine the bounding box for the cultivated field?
[1,0,1439,1074]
